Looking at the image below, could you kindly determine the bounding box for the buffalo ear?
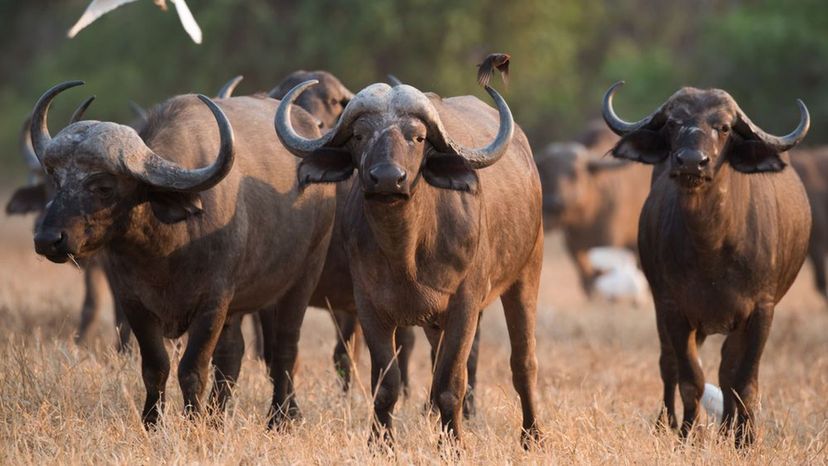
[423,156,480,193]
[297,148,355,188]
[728,140,786,173]
[149,190,203,224]
[612,129,669,164]
[6,184,47,214]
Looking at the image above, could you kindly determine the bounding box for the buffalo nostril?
[55,232,67,249]
[369,169,380,184]
[676,154,685,166]
[34,230,67,255]
[396,172,407,186]
[699,156,710,167]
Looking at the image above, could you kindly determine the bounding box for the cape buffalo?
[790,148,828,302]
[7,75,251,351]
[7,114,132,350]
[275,80,543,447]
[269,70,354,130]
[603,82,810,447]
[29,81,336,427]
[269,71,470,411]
[535,124,650,295]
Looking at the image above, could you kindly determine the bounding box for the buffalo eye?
[717,124,730,134]
[415,136,425,143]
[85,175,116,200]
[329,98,339,106]
[93,185,114,199]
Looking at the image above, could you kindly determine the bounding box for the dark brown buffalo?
[29,81,336,427]
[275,81,543,447]
[268,72,482,413]
[790,148,828,301]
[269,70,354,130]
[7,75,252,350]
[604,82,810,447]
[536,124,650,295]
[7,115,132,349]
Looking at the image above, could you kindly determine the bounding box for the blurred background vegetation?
[0,0,826,182]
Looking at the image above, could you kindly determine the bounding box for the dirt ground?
[1,196,826,464]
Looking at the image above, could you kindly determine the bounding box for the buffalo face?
[34,145,138,263]
[352,116,428,203]
[29,81,235,263]
[274,81,515,201]
[537,142,629,229]
[603,82,809,192]
[536,143,592,228]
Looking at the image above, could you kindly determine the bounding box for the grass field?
[1,198,827,464]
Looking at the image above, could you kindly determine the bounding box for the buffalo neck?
[361,188,437,280]
[673,167,738,251]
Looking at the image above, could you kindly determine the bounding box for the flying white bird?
[68,0,202,44]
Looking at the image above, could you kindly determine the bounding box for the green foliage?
[0,0,825,181]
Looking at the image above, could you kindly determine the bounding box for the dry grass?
[1,205,827,465]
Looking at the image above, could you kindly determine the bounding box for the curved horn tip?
[796,99,810,122]
[31,80,87,159]
[69,95,96,124]
[217,75,244,98]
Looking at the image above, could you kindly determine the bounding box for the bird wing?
[68,0,140,38]
[170,0,202,44]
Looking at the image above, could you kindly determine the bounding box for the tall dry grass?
[1,209,826,464]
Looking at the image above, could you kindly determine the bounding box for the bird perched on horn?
[477,53,511,88]
[68,0,202,44]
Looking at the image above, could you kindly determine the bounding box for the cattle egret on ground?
[587,247,649,306]
[68,0,202,44]
[701,383,724,423]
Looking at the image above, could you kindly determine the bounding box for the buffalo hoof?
[142,412,160,430]
[520,426,543,451]
[267,404,302,431]
[654,410,678,433]
[367,428,395,455]
[462,387,476,419]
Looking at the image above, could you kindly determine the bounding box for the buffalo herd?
[6,56,819,450]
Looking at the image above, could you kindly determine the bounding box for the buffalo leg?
[359,305,400,446]
[267,285,314,429]
[395,326,415,398]
[422,321,479,418]
[500,236,543,449]
[430,293,479,445]
[248,312,265,361]
[665,314,704,440]
[655,306,679,431]
[113,299,132,352]
[122,301,169,427]
[572,248,597,297]
[178,299,230,416]
[332,310,361,392]
[721,304,774,448]
[808,241,827,301]
[76,262,108,344]
[259,306,275,367]
[209,315,245,414]
[463,319,481,419]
